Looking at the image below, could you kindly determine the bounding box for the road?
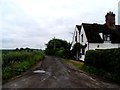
[2,56,120,89]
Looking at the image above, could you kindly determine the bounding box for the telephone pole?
[53,37,56,49]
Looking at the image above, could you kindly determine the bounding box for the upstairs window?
[104,34,110,41]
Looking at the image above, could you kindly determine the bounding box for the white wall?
[119,44,120,48]
[89,43,119,50]
[80,43,119,61]
[76,28,80,43]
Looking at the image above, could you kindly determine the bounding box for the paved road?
[2,56,120,89]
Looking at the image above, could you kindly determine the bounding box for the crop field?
[1,49,45,81]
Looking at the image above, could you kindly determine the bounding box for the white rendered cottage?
[71,12,120,61]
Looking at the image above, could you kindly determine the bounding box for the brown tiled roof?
[77,23,120,43]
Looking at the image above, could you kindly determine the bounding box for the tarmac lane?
[2,56,120,89]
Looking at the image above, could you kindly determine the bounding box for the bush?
[14,61,31,75]
[85,48,120,82]
[2,66,13,80]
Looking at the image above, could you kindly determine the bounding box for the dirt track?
[2,56,120,89]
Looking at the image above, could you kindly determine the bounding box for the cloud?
[1,0,120,49]
[118,1,120,24]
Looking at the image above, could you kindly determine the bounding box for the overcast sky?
[1,0,120,49]
[119,1,120,24]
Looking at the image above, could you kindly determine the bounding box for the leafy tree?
[20,48,24,51]
[45,38,71,58]
[71,43,83,60]
[16,48,19,51]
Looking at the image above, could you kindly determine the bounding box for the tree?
[71,43,83,60]
[45,38,71,58]
[20,48,24,51]
[15,48,19,51]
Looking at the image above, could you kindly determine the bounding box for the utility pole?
[53,37,56,50]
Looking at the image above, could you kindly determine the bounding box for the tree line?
[45,38,83,59]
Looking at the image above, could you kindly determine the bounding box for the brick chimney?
[105,11,116,29]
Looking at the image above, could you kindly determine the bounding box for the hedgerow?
[85,48,120,82]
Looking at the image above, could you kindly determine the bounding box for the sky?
[118,1,120,25]
[1,0,120,49]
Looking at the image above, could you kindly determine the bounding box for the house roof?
[76,25,81,34]
[77,23,120,43]
[76,25,81,31]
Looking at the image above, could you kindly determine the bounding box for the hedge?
[85,48,120,82]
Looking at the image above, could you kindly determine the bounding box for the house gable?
[70,25,81,50]
[75,25,81,43]
[79,25,88,45]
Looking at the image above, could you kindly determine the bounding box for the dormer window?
[104,34,110,41]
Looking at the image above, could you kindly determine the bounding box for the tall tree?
[45,38,71,58]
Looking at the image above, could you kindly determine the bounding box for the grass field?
[2,49,45,82]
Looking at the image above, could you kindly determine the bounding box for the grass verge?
[65,59,120,83]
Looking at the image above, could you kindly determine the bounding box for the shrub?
[2,66,13,80]
[14,61,30,75]
[85,48,120,82]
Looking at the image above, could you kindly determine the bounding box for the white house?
[71,12,120,61]
[70,25,81,50]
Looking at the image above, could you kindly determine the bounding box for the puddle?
[33,70,46,73]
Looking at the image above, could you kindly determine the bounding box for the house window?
[104,34,110,41]
[75,31,77,42]
[75,36,77,42]
[81,34,83,42]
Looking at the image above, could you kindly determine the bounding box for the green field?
[1,49,45,82]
